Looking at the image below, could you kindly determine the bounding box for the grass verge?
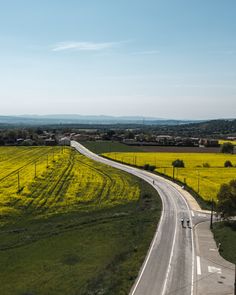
[212,221,236,264]
[79,141,140,154]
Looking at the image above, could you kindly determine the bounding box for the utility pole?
[210,199,214,230]
[17,171,20,192]
[234,264,236,295]
[34,161,37,178]
[197,170,200,193]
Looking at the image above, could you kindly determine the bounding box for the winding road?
[71,141,235,295]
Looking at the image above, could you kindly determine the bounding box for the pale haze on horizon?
[0,0,235,120]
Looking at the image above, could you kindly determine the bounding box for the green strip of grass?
[212,221,236,264]
[80,141,140,154]
[0,179,161,295]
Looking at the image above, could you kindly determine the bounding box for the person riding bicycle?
[186,218,190,227]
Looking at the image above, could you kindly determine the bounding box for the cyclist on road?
[186,218,190,227]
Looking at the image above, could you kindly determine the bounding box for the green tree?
[221,142,234,154]
[224,160,233,167]
[217,179,236,219]
[172,159,185,168]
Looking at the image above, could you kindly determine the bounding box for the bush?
[143,164,156,171]
[217,179,236,219]
[203,162,210,168]
[172,159,185,168]
[221,142,234,154]
[224,160,233,168]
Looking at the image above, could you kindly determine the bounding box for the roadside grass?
[79,141,140,154]
[0,146,161,295]
[212,221,236,264]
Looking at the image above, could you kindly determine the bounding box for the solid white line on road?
[191,210,195,217]
[196,256,202,275]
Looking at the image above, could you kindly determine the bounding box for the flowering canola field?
[219,140,236,146]
[103,152,236,202]
[0,147,140,224]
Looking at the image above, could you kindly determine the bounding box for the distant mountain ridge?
[0,114,202,126]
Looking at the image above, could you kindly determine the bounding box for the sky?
[0,0,236,119]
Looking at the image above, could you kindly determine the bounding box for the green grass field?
[103,152,236,202]
[80,141,140,154]
[0,147,161,295]
[212,221,236,264]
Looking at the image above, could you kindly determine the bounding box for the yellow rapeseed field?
[0,147,139,224]
[219,140,236,146]
[103,152,236,202]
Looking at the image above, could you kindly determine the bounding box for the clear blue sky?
[0,0,236,119]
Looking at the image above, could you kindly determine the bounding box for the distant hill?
[152,119,236,137]
[0,114,201,126]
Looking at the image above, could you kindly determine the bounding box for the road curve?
[71,141,195,295]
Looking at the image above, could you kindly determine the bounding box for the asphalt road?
[71,141,195,295]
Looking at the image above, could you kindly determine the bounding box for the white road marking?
[209,248,217,251]
[198,213,206,217]
[196,256,202,275]
[208,266,222,274]
[191,210,195,217]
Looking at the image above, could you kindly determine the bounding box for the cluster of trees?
[0,128,58,145]
[221,142,234,154]
[143,164,156,171]
[0,129,36,145]
[217,180,236,219]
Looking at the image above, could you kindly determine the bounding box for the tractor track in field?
[75,157,125,203]
[32,153,75,212]
[17,152,70,212]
